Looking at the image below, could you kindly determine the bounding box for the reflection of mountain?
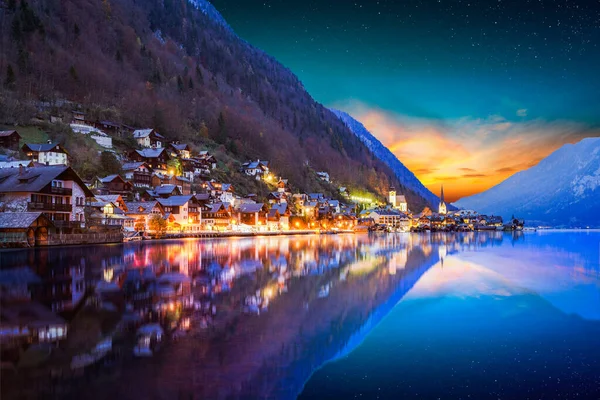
[300,256,600,399]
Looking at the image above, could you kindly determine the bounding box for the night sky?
[210,0,600,201]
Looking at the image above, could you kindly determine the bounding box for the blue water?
[299,231,600,399]
[1,231,599,399]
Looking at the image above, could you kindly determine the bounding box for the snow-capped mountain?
[331,109,440,208]
[455,137,600,227]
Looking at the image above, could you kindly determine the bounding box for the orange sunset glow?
[343,103,598,203]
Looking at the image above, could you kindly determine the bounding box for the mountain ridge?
[0,0,429,208]
[455,137,600,227]
[331,109,440,209]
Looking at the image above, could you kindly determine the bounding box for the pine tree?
[199,121,208,138]
[195,65,203,84]
[217,112,226,143]
[177,75,184,92]
[69,65,78,81]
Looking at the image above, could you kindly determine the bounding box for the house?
[124,201,165,231]
[132,129,165,148]
[96,120,122,136]
[268,203,291,230]
[122,162,153,188]
[241,160,270,179]
[95,194,128,211]
[22,142,69,166]
[277,178,288,193]
[0,130,21,150]
[151,184,183,198]
[169,142,192,159]
[316,171,330,182]
[0,165,93,227]
[92,175,133,195]
[0,212,54,247]
[370,209,410,231]
[87,199,134,229]
[339,187,350,198]
[198,151,217,169]
[156,195,202,232]
[129,148,170,172]
[202,203,232,230]
[236,203,268,226]
[327,200,341,214]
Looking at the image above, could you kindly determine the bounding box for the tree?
[199,120,209,139]
[166,158,182,176]
[148,214,167,236]
[99,151,121,176]
[217,111,226,143]
[5,65,16,88]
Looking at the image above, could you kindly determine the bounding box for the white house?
[133,129,165,148]
[388,187,408,212]
[156,195,202,233]
[22,143,69,166]
[370,210,410,231]
[0,165,93,226]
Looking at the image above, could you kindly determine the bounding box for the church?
[388,187,408,212]
[438,185,447,215]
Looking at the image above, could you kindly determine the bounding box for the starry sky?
[209,0,600,202]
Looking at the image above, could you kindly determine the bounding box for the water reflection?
[0,231,598,400]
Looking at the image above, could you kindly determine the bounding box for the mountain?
[331,109,440,209]
[455,137,600,227]
[0,0,430,206]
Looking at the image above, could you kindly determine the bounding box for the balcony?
[28,202,72,212]
[44,186,73,195]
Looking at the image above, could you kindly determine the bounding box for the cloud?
[333,100,600,202]
[516,108,528,117]
[495,167,516,173]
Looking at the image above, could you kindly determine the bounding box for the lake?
[1,231,599,399]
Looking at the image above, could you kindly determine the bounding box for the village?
[0,114,524,248]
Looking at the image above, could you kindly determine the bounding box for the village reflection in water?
[0,231,527,399]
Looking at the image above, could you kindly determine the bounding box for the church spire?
[440,184,445,204]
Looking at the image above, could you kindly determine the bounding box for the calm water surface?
[1,231,599,400]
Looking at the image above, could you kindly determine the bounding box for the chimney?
[47,139,52,144]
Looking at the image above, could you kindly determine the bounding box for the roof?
[195,193,210,201]
[125,201,159,215]
[0,160,34,169]
[171,143,189,151]
[221,183,232,191]
[23,142,67,154]
[238,203,265,213]
[270,203,288,216]
[0,130,19,137]
[95,195,122,204]
[0,165,93,196]
[371,210,407,217]
[154,184,180,195]
[99,174,124,183]
[135,148,167,158]
[133,129,165,139]
[0,212,51,229]
[157,195,193,207]
[122,162,149,171]
[206,203,228,214]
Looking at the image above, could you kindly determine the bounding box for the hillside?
[0,0,429,209]
[455,137,600,227]
[331,109,441,211]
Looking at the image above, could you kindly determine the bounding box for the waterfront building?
[0,165,93,226]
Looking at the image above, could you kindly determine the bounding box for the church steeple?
[438,184,447,215]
